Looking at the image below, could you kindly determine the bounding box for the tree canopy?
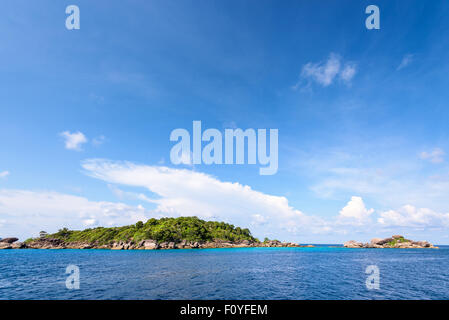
[38,216,258,244]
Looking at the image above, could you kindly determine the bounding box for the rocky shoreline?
[0,237,314,250]
[343,235,437,249]
[2,234,437,250]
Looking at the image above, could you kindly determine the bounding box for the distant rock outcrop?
[344,235,437,249]
[0,237,19,244]
[0,238,20,249]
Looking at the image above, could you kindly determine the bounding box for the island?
[0,216,313,250]
[343,235,438,249]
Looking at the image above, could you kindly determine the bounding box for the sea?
[1,245,448,300]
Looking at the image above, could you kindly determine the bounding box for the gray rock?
[370,238,384,245]
[343,240,364,248]
[0,243,12,249]
[11,242,26,249]
[0,237,19,244]
[143,240,159,250]
[159,242,168,249]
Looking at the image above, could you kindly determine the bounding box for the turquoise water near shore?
[1,246,448,299]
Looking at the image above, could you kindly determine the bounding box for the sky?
[1,0,449,244]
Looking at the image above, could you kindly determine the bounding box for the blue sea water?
[1,246,448,300]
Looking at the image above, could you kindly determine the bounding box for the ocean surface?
[1,246,449,300]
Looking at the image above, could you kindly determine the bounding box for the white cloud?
[296,145,449,212]
[251,214,268,226]
[108,184,154,203]
[82,159,449,238]
[92,135,106,146]
[0,189,150,239]
[337,196,374,226]
[3,154,449,241]
[60,131,88,151]
[340,64,357,83]
[83,218,98,226]
[301,53,341,87]
[295,53,357,89]
[335,196,449,231]
[397,54,414,70]
[82,159,329,238]
[420,148,444,164]
[0,171,9,179]
[378,205,449,228]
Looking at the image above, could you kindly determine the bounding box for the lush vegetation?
[32,217,258,245]
[387,236,410,246]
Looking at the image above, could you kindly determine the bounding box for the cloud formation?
[0,189,150,238]
[420,148,444,164]
[337,196,374,226]
[378,205,449,228]
[295,53,357,89]
[2,157,449,241]
[60,131,88,151]
[82,159,329,237]
[0,171,9,179]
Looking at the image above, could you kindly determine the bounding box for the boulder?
[0,243,12,249]
[159,242,168,249]
[370,238,384,245]
[343,240,364,248]
[202,242,215,248]
[111,242,124,250]
[11,242,26,249]
[26,238,62,249]
[417,241,431,248]
[143,240,159,250]
[378,237,394,245]
[0,237,19,244]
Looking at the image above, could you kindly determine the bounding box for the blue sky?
[1,0,449,243]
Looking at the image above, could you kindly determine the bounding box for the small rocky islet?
[343,235,437,249]
[0,216,312,250]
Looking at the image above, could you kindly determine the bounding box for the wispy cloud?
[420,148,444,164]
[60,131,88,151]
[0,171,9,179]
[92,135,106,146]
[295,144,449,213]
[294,53,357,89]
[397,54,414,70]
[339,63,357,83]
